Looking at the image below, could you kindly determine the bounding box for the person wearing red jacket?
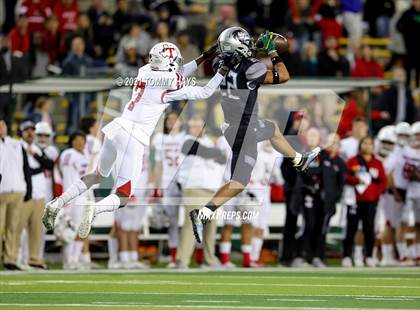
[351,45,384,78]
[342,136,387,267]
[19,0,52,34]
[53,0,80,34]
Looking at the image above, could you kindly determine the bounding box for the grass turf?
[0,267,419,309]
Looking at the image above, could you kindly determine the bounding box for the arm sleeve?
[346,159,360,185]
[182,60,198,78]
[162,72,224,103]
[34,153,55,170]
[181,139,225,163]
[245,62,267,89]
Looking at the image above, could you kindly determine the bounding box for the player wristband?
[271,55,283,66]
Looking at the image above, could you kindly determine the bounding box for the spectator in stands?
[8,13,31,81]
[281,32,303,76]
[62,36,93,133]
[0,118,28,270]
[286,0,321,48]
[302,41,318,76]
[91,9,114,59]
[215,5,239,37]
[175,31,203,77]
[150,22,175,47]
[116,23,151,64]
[397,0,420,88]
[317,0,343,47]
[385,9,406,71]
[113,0,132,34]
[351,45,384,78]
[318,36,350,77]
[301,131,346,267]
[0,35,11,85]
[342,136,387,267]
[43,15,62,64]
[19,0,52,34]
[115,40,143,78]
[27,96,54,130]
[341,0,363,46]
[18,120,54,269]
[73,13,95,58]
[86,0,107,26]
[176,116,225,268]
[53,0,80,34]
[372,67,417,132]
[363,0,395,38]
[29,31,49,78]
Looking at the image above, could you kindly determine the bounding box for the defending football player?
[190,27,320,243]
[42,41,233,238]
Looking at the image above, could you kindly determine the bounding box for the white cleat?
[365,257,377,267]
[342,257,353,267]
[78,201,96,239]
[354,258,364,267]
[42,198,60,231]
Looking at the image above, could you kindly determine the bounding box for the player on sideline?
[43,42,233,238]
[189,27,321,243]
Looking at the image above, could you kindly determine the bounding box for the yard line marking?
[183,300,240,303]
[356,297,415,301]
[1,279,418,289]
[267,299,327,302]
[1,292,419,299]
[0,266,418,276]
[0,304,415,310]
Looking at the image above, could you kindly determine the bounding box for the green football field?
[0,267,419,310]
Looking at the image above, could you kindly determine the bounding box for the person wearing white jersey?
[58,131,89,270]
[33,122,59,265]
[114,147,151,269]
[374,125,398,266]
[340,117,369,268]
[386,122,414,264]
[152,111,185,267]
[388,122,420,265]
[250,141,283,266]
[43,42,232,238]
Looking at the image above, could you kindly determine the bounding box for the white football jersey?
[152,131,186,188]
[85,134,102,171]
[250,145,283,187]
[59,148,88,190]
[340,136,359,161]
[103,62,223,146]
[390,145,420,193]
[41,144,59,201]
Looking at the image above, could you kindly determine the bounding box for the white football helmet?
[411,121,420,148]
[377,125,396,158]
[378,125,396,144]
[395,122,412,146]
[149,42,183,72]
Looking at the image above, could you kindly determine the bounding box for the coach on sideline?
[176,116,226,268]
[0,118,28,270]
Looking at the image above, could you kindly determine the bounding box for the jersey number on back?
[221,71,239,100]
[128,81,146,111]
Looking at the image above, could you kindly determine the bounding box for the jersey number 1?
[128,81,146,111]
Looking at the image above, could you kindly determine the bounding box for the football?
[256,33,289,54]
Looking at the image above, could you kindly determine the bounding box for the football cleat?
[294,147,321,171]
[42,198,60,231]
[77,201,96,239]
[190,209,205,243]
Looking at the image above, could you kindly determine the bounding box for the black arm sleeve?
[22,147,32,201]
[181,139,226,164]
[34,152,54,170]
